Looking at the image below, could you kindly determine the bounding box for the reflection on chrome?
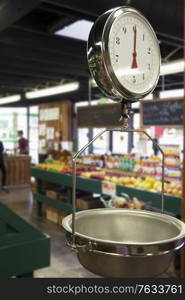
[116,68,142,76]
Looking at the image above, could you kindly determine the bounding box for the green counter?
[0,202,50,278]
[31,168,181,216]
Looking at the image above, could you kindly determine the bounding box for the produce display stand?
[0,202,50,278]
[4,156,31,188]
[31,167,181,216]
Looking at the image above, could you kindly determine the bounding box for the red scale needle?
[131,25,138,69]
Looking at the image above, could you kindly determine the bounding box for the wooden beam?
[0,69,62,80]
[0,42,86,67]
[41,0,114,17]
[39,2,96,21]
[13,12,49,33]
[0,62,88,78]
[0,87,23,94]
[0,27,86,58]
[0,81,40,89]
[41,0,183,38]
[0,0,39,31]
[0,77,53,85]
[47,16,78,33]
[0,54,87,70]
[0,72,60,83]
[0,52,87,70]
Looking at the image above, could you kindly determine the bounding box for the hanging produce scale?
[62,6,185,277]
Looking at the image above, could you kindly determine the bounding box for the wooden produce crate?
[76,197,100,210]
[45,205,67,226]
[45,206,59,224]
[46,190,62,200]
[3,156,31,187]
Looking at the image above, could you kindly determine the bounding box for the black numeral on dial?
[147,64,151,70]
[123,27,127,34]
[133,25,136,31]
[148,47,151,54]
[133,76,136,83]
[115,54,119,62]
[116,37,120,45]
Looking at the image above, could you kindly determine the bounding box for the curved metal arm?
[71,128,165,247]
[72,129,106,246]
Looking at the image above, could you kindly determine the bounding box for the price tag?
[102,181,116,196]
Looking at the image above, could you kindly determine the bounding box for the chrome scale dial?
[107,10,160,96]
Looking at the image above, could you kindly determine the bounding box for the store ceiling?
[0,0,184,105]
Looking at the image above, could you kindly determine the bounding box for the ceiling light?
[160,59,185,76]
[0,94,21,105]
[26,82,79,99]
[55,20,93,41]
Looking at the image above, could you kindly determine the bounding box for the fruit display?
[165,183,182,197]
[77,154,105,168]
[134,155,161,176]
[35,162,72,173]
[80,170,106,179]
[78,170,182,197]
[35,163,182,197]
[119,155,135,172]
[35,162,99,175]
[79,152,182,182]
[106,195,145,209]
[36,150,73,173]
[160,145,181,182]
[59,150,72,164]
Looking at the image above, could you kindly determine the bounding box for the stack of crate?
[45,190,68,225]
[44,190,102,225]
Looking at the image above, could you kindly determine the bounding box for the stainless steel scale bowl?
[63,208,185,278]
[62,6,185,277]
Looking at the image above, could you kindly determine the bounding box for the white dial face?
[108,11,160,95]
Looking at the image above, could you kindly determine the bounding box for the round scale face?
[107,11,160,96]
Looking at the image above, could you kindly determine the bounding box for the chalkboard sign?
[141,98,183,127]
[77,103,122,127]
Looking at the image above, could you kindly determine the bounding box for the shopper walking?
[17,130,29,155]
[0,141,8,192]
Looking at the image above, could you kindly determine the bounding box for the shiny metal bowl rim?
[62,208,185,246]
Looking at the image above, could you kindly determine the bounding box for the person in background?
[17,130,29,155]
[152,138,159,156]
[0,141,8,192]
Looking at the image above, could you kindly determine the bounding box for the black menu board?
[141,98,183,127]
[77,103,121,127]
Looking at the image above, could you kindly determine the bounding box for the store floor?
[0,187,98,278]
[0,187,177,278]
